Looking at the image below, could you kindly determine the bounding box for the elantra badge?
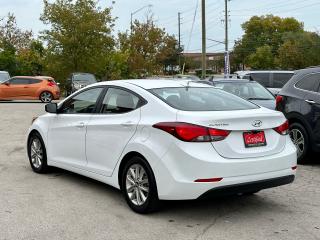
[252,120,262,127]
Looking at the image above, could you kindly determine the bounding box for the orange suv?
[0,76,60,103]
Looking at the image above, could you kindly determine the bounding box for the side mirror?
[45,103,57,114]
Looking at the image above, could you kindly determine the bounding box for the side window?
[29,79,42,84]
[296,74,320,92]
[60,88,103,114]
[101,88,140,114]
[9,78,29,85]
[273,73,293,88]
[250,73,270,87]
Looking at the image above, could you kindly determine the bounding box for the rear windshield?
[150,87,259,111]
[73,73,96,83]
[0,72,10,83]
[213,82,275,100]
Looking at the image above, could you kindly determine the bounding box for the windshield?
[73,73,96,83]
[150,87,259,111]
[0,72,10,83]
[213,82,275,100]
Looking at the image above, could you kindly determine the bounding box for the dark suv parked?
[65,72,97,96]
[276,67,320,163]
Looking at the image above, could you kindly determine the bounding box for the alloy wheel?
[125,164,149,206]
[30,138,43,168]
[290,128,305,159]
[40,92,52,103]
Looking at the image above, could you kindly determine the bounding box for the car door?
[3,78,29,99]
[26,78,42,97]
[299,73,320,145]
[47,87,104,168]
[85,87,143,176]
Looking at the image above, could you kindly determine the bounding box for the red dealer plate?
[243,131,267,148]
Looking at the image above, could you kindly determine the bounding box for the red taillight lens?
[276,95,283,109]
[47,80,56,87]
[273,120,289,135]
[153,122,230,142]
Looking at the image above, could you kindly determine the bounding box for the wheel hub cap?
[290,128,305,158]
[30,138,43,168]
[126,164,149,206]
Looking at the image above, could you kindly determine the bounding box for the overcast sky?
[1,0,319,53]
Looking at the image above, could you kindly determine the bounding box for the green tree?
[40,0,115,83]
[277,32,320,69]
[0,13,33,50]
[119,18,180,77]
[248,45,275,69]
[233,15,303,68]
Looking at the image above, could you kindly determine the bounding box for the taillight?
[273,120,289,135]
[276,95,283,109]
[47,80,56,87]
[153,122,230,142]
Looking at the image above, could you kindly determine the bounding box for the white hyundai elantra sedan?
[27,79,297,213]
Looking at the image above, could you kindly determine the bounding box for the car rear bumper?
[198,175,295,199]
[153,136,297,200]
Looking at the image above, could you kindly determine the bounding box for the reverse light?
[153,122,230,142]
[273,120,289,135]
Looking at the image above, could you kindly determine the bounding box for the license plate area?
[243,131,267,148]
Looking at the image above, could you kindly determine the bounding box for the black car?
[276,67,320,163]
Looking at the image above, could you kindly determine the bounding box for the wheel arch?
[118,151,149,190]
[286,112,312,138]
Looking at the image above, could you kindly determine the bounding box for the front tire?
[27,132,49,173]
[40,91,53,103]
[289,122,309,164]
[121,156,160,214]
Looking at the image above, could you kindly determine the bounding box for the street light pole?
[201,0,206,79]
[130,4,153,34]
[224,0,230,78]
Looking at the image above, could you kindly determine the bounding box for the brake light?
[273,120,289,135]
[153,122,230,142]
[47,80,56,87]
[276,95,283,109]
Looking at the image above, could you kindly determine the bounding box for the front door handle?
[305,99,315,104]
[121,121,135,127]
[76,122,85,128]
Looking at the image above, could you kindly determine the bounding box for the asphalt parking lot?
[0,101,320,240]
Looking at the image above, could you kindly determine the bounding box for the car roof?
[211,78,254,83]
[235,70,294,76]
[11,76,44,79]
[94,79,211,90]
[294,66,320,75]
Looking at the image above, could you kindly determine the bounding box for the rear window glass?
[150,87,258,111]
[295,74,320,92]
[250,73,270,87]
[273,73,293,88]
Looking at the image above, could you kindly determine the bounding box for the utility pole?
[178,12,181,73]
[224,0,230,78]
[201,0,206,79]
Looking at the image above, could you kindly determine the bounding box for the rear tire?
[289,122,309,164]
[40,91,53,103]
[27,132,49,173]
[121,156,160,214]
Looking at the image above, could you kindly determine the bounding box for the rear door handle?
[121,121,135,127]
[305,99,315,104]
[76,122,85,128]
